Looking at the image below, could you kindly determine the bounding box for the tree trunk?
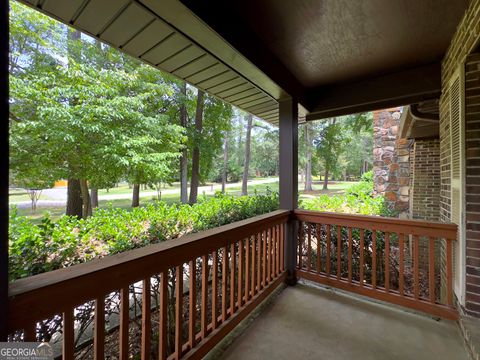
[222,132,228,193]
[79,179,92,218]
[132,184,140,207]
[66,178,83,218]
[91,187,98,208]
[189,90,204,204]
[323,169,329,190]
[237,116,244,166]
[179,83,188,204]
[305,123,313,191]
[241,114,253,196]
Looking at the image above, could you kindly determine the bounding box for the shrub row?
[9,173,386,282]
[300,171,387,216]
[9,192,279,281]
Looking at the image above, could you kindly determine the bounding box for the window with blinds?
[448,66,464,297]
[450,74,462,225]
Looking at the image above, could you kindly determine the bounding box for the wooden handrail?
[8,210,289,332]
[294,209,458,239]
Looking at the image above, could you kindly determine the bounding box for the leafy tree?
[250,124,278,177]
[314,118,345,189]
[187,91,233,203]
[313,113,372,189]
[189,89,204,204]
[241,114,253,195]
[9,3,184,216]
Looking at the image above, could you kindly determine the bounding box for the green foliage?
[9,2,185,203]
[313,118,346,179]
[301,114,373,182]
[360,170,374,182]
[301,175,385,215]
[9,193,279,281]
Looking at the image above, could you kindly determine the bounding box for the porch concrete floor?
[218,284,468,360]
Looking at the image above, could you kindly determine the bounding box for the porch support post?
[0,0,9,341]
[279,98,298,285]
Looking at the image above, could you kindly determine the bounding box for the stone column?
[372,108,411,217]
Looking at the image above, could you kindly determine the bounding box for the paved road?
[11,178,279,209]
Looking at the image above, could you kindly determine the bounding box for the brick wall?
[409,139,441,271]
[440,0,480,317]
[373,108,411,217]
[410,139,441,221]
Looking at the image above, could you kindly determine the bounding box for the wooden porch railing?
[294,210,458,320]
[6,208,459,358]
[7,210,289,359]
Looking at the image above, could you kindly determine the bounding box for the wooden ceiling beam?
[306,62,441,120]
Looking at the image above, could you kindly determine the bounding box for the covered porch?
[6,210,464,358]
[2,0,479,359]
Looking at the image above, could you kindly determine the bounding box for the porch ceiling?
[19,0,469,123]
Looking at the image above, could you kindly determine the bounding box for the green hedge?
[9,192,279,281]
[300,171,386,216]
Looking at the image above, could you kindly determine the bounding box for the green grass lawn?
[97,182,180,196]
[9,188,53,202]
[12,178,358,223]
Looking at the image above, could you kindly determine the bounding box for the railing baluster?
[63,310,74,359]
[446,239,453,306]
[189,260,196,349]
[230,242,236,315]
[94,297,105,360]
[337,226,341,280]
[385,233,390,292]
[298,221,304,269]
[413,235,419,299]
[257,233,262,291]
[372,230,377,289]
[222,247,228,322]
[360,229,364,287]
[316,224,322,274]
[159,272,168,360]
[273,226,277,276]
[267,229,271,282]
[245,238,250,302]
[175,265,183,358]
[251,235,256,297]
[238,239,244,309]
[307,223,312,272]
[348,227,353,283]
[399,234,405,296]
[212,251,218,330]
[280,224,285,272]
[119,288,129,360]
[326,224,331,276]
[270,227,275,278]
[201,255,208,339]
[276,225,280,276]
[141,278,151,360]
[429,237,435,303]
[262,231,267,289]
